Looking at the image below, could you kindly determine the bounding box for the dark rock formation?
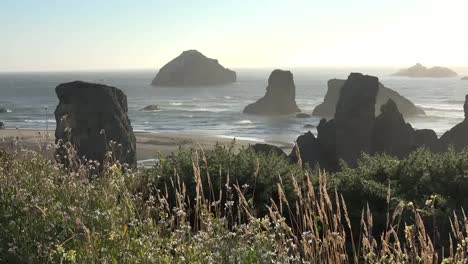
[371,99,415,157]
[290,74,468,172]
[0,122,4,129]
[439,95,468,151]
[289,131,323,167]
[290,73,380,169]
[303,124,315,129]
[316,119,338,169]
[413,129,440,152]
[151,50,236,86]
[296,112,311,118]
[0,108,7,113]
[54,81,136,166]
[250,143,287,157]
[393,63,458,78]
[141,105,160,111]
[335,73,379,166]
[243,70,301,115]
[312,79,424,118]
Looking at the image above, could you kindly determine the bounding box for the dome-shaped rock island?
[151,50,236,86]
[393,63,458,78]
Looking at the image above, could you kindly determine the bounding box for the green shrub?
[1,144,468,263]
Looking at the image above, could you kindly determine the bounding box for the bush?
[1,144,468,263]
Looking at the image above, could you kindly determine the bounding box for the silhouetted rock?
[371,99,415,157]
[54,81,137,166]
[312,79,424,118]
[0,108,7,113]
[289,131,323,168]
[413,129,441,152]
[292,73,380,169]
[250,143,287,157]
[151,50,236,86]
[141,105,160,111]
[243,70,301,115]
[316,119,338,169]
[440,95,468,151]
[335,73,379,165]
[393,63,458,78]
[0,122,4,129]
[291,74,468,171]
[296,112,311,118]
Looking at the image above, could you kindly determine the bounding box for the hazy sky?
[1,0,467,71]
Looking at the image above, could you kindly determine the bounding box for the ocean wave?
[442,99,465,104]
[24,119,56,123]
[216,135,265,143]
[169,102,183,106]
[195,108,228,113]
[417,105,464,112]
[236,120,254,125]
[141,109,162,112]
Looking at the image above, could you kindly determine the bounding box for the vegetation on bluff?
[1,143,468,263]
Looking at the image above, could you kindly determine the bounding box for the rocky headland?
[151,50,236,86]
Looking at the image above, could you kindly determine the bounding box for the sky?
[1,0,467,71]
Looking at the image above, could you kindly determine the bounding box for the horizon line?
[2,64,468,74]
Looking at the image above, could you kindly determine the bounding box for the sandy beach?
[0,128,293,161]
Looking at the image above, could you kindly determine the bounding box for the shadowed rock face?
[371,99,415,157]
[413,129,440,152]
[151,50,236,86]
[312,79,425,118]
[289,130,337,169]
[250,143,287,158]
[335,73,379,165]
[440,95,468,151]
[393,63,458,78]
[291,73,379,169]
[54,81,136,166]
[243,70,301,115]
[291,74,467,171]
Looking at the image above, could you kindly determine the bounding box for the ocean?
[0,68,467,145]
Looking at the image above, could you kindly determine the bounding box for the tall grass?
[0,142,467,263]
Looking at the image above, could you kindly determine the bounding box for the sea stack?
[54,81,137,166]
[334,73,379,165]
[151,50,236,86]
[312,79,425,118]
[243,69,301,115]
[371,99,415,157]
[439,95,468,151]
[291,74,468,171]
[393,63,458,78]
